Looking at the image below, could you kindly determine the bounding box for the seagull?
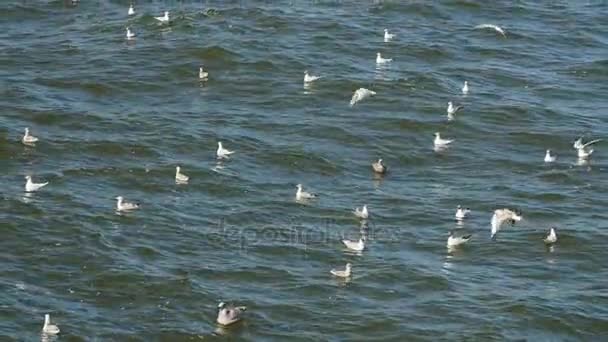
[383,29,395,42]
[199,66,209,80]
[126,27,135,39]
[115,196,140,211]
[491,208,522,239]
[22,127,38,145]
[447,101,464,116]
[128,4,135,16]
[42,314,60,335]
[462,81,469,95]
[342,238,365,251]
[474,24,506,37]
[350,88,376,107]
[573,137,602,159]
[353,205,369,220]
[447,231,472,248]
[295,184,317,201]
[434,132,453,147]
[372,158,387,174]
[376,52,392,64]
[543,227,558,245]
[216,302,247,326]
[175,166,189,183]
[303,70,321,83]
[544,150,556,163]
[216,141,235,159]
[330,263,352,278]
[25,176,48,192]
[455,205,471,220]
[155,11,169,23]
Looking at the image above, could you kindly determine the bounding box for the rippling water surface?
[2,0,608,340]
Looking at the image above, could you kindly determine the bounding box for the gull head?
[115,196,123,201]
[345,263,352,270]
[25,175,31,180]
[464,81,468,86]
[546,149,551,154]
[377,52,381,57]
[24,127,30,134]
[218,302,226,309]
[296,183,302,189]
[304,70,308,74]
[448,101,453,106]
[176,166,181,172]
[218,141,223,148]
[434,132,440,137]
[164,11,169,16]
[384,28,388,33]
[378,158,383,163]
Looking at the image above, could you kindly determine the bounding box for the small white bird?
[376,52,392,64]
[353,205,369,220]
[303,70,321,83]
[295,184,317,201]
[455,205,471,220]
[342,238,365,251]
[372,158,387,174]
[573,137,602,159]
[199,66,209,80]
[128,4,135,16]
[22,127,38,145]
[42,314,60,335]
[155,11,169,23]
[491,208,522,239]
[216,302,247,326]
[175,166,189,183]
[544,149,556,163]
[115,196,140,211]
[434,132,453,147]
[216,141,235,159]
[126,27,135,39]
[474,24,506,37]
[25,176,48,192]
[447,231,472,248]
[350,88,376,107]
[447,101,464,116]
[543,227,558,245]
[383,29,395,42]
[462,81,469,95]
[330,263,352,278]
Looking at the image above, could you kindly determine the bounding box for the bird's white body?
[42,314,60,335]
[217,302,247,326]
[126,27,135,39]
[303,70,320,83]
[372,158,387,174]
[330,263,352,278]
[474,24,506,37]
[350,88,376,107]
[199,67,209,80]
[376,52,392,64]
[434,132,453,147]
[491,208,522,239]
[342,238,365,251]
[22,127,38,144]
[128,4,135,16]
[295,184,316,201]
[544,150,556,163]
[175,166,189,183]
[455,205,471,220]
[216,142,234,159]
[25,176,48,192]
[116,196,140,211]
[447,101,463,115]
[544,227,558,244]
[155,11,169,22]
[383,29,394,42]
[353,205,369,219]
[447,232,472,247]
[462,81,469,95]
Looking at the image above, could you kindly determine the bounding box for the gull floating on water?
[474,24,506,37]
[25,176,48,192]
[447,101,464,116]
[491,208,522,239]
[372,158,387,174]
[342,238,365,251]
[303,70,321,83]
[383,29,395,42]
[376,52,392,64]
[115,196,140,211]
[447,231,472,248]
[573,137,602,159]
[155,11,169,23]
[216,141,235,159]
[350,88,376,107]
[199,66,209,80]
[216,302,247,326]
[22,127,38,145]
[295,184,317,201]
[353,205,369,220]
[434,132,453,147]
[455,205,471,220]
[543,227,558,245]
[128,4,135,16]
[462,81,469,95]
[126,27,135,39]
[330,263,352,278]
[544,149,556,163]
[42,314,60,335]
[175,166,189,183]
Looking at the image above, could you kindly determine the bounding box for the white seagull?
[383,29,395,42]
[447,101,464,116]
[455,205,471,220]
[353,205,369,220]
[491,208,522,239]
[155,11,169,23]
[372,158,387,174]
[350,88,376,107]
[199,66,209,80]
[474,24,506,37]
[342,238,365,251]
[128,4,135,16]
[434,132,453,147]
[22,127,38,145]
[295,184,317,201]
[25,176,48,192]
[303,70,321,83]
[544,150,556,163]
[126,27,135,39]
[42,314,60,335]
[543,227,558,245]
[330,263,352,278]
[573,137,602,159]
[462,81,469,95]
[216,302,247,326]
[175,166,189,183]
[447,231,472,248]
[115,196,140,211]
[216,141,235,159]
[376,52,392,64]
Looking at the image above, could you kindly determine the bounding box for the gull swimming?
[155,11,169,23]
[330,263,352,278]
[199,66,209,80]
[447,101,464,116]
[447,231,472,248]
[128,4,135,16]
[383,29,395,42]
[462,81,469,95]
[216,302,247,326]
[303,70,321,83]
[474,24,506,37]
[353,205,369,220]
[115,196,140,211]
[434,132,453,147]
[22,127,38,145]
[491,208,522,239]
[175,166,189,183]
[376,52,392,64]
[342,238,365,251]
[216,141,235,159]
[544,149,556,163]
[126,27,135,39]
[25,176,48,192]
[573,137,602,159]
[295,184,317,201]
[372,158,387,174]
[543,227,558,245]
[455,205,471,220]
[42,314,60,335]
[350,88,376,107]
